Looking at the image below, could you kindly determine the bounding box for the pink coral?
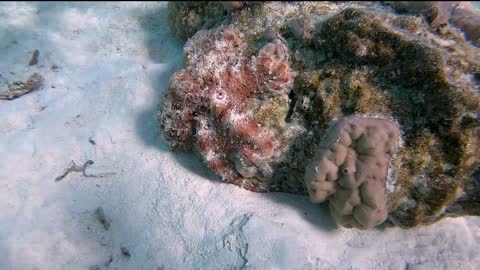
[159,26,296,192]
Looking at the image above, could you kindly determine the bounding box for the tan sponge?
[304,116,400,229]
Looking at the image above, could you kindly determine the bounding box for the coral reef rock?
[159,1,480,229]
[385,1,480,46]
[167,1,261,41]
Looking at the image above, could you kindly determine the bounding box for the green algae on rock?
[160,1,480,229]
[166,1,262,41]
[167,2,226,41]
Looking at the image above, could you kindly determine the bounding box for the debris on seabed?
[120,247,131,259]
[0,73,44,100]
[54,160,117,182]
[28,49,39,66]
[89,137,97,145]
[94,207,110,230]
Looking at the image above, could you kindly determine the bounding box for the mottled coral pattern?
[159,26,296,192]
[304,117,400,229]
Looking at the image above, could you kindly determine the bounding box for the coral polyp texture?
[304,117,400,229]
[159,1,480,229]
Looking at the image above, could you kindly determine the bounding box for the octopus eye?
[204,124,210,130]
[216,92,224,99]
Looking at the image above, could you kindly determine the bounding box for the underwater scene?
[1,2,479,269]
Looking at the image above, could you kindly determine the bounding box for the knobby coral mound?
[160,1,480,229]
[304,116,400,229]
[159,26,297,192]
[296,7,480,228]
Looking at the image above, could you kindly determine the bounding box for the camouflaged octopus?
[159,26,296,192]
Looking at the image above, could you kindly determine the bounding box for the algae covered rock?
[294,6,479,228]
[167,2,225,41]
[385,1,480,46]
[160,1,480,229]
[166,1,262,41]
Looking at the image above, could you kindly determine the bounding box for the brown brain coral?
[159,26,296,192]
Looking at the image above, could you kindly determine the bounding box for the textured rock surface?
[386,1,480,46]
[166,2,225,41]
[160,1,480,228]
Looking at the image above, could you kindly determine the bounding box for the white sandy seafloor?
[0,2,479,270]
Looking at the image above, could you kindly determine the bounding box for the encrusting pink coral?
[159,26,296,192]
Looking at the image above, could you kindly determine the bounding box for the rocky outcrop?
[159,1,480,229]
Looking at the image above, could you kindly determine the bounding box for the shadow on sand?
[133,4,367,232]
[135,4,219,182]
